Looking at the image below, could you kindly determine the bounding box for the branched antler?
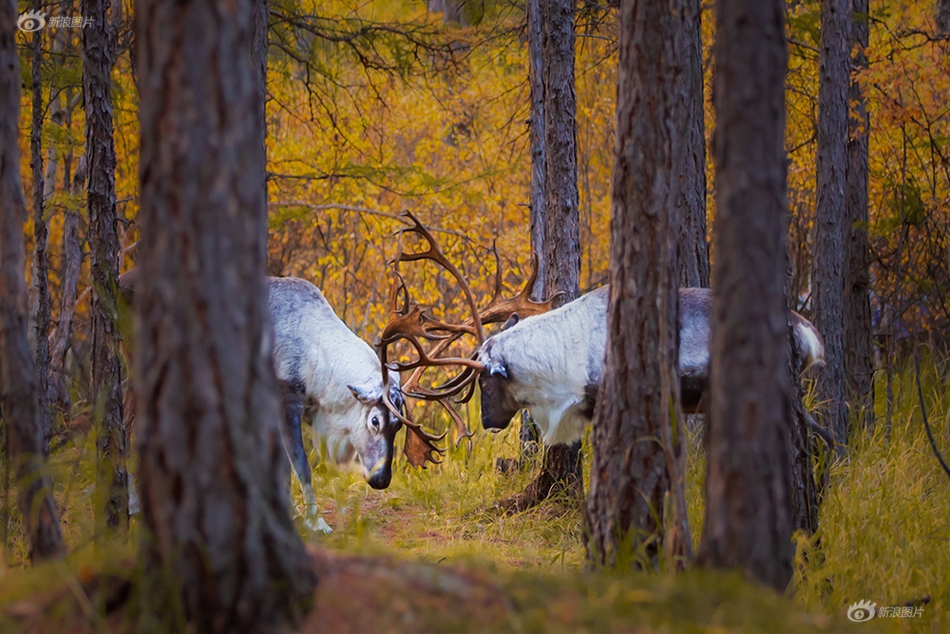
[377,211,559,449]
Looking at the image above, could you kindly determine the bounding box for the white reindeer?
[475,286,825,444]
[268,277,406,533]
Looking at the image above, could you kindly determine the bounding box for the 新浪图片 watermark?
[17,11,94,33]
[847,600,925,622]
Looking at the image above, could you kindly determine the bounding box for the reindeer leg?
[280,380,331,533]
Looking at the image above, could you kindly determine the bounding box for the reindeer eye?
[370,416,381,431]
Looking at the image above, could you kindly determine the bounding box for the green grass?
[0,359,947,631]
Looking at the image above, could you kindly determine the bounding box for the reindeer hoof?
[305,515,333,534]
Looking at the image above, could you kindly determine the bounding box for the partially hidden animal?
[119,270,431,533]
[475,286,825,444]
[268,277,407,532]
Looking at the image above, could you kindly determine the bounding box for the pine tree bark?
[83,0,128,530]
[135,0,317,628]
[584,0,686,569]
[845,0,874,432]
[811,0,851,448]
[697,0,794,591]
[538,0,583,498]
[501,0,583,509]
[0,1,65,562]
[29,9,53,452]
[673,0,709,289]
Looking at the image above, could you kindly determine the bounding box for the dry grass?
[0,359,946,632]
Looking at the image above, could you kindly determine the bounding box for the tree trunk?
[697,0,794,591]
[673,0,709,289]
[135,0,317,628]
[811,0,851,448]
[501,0,583,509]
[938,0,950,37]
[0,1,66,562]
[584,0,686,570]
[845,0,874,432]
[29,2,53,452]
[83,0,128,531]
[50,156,85,419]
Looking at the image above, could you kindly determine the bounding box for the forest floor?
[0,361,947,632]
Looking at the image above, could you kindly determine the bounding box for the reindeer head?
[346,372,405,489]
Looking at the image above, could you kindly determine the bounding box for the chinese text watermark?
[847,600,925,622]
[17,11,94,33]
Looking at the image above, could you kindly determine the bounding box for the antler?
[378,211,559,445]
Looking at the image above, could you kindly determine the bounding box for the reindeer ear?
[501,313,521,331]
[347,383,381,404]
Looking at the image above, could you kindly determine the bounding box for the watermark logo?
[847,600,877,622]
[847,600,925,621]
[17,10,46,32]
[17,11,93,31]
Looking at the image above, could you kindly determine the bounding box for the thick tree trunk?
[697,0,794,591]
[845,0,874,432]
[673,0,709,289]
[29,10,53,452]
[584,0,686,570]
[811,0,852,448]
[0,2,65,562]
[135,0,317,628]
[83,0,128,530]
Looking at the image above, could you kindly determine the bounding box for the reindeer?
[375,214,828,452]
[118,269,443,533]
[475,286,826,444]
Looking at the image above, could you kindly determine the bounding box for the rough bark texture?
[540,0,580,302]
[0,1,66,562]
[83,0,128,530]
[135,0,317,629]
[811,0,852,447]
[697,0,794,591]
[527,0,546,300]
[673,0,709,289]
[845,0,874,432]
[29,10,53,450]
[501,0,582,509]
[520,0,545,460]
[538,0,583,497]
[584,0,687,570]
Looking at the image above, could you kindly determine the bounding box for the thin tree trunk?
[938,0,950,37]
[520,0,545,461]
[697,0,794,591]
[502,0,583,509]
[673,0,709,289]
[50,155,85,418]
[29,1,53,452]
[584,0,686,570]
[83,0,128,531]
[811,0,852,448]
[538,0,583,498]
[845,0,874,432]
[135,0,317,628]
[0,1,66,562]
